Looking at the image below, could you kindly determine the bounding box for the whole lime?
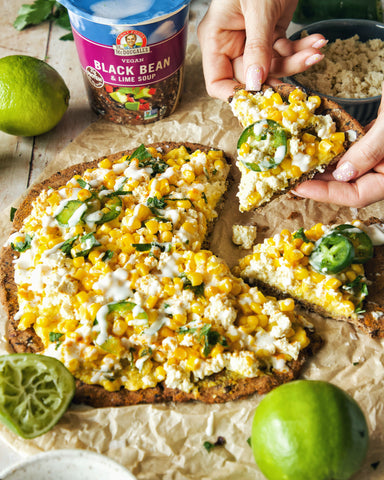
[251,380,369,480]
[0,55,70,136]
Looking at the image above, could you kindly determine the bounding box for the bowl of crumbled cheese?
[286,19,384,125]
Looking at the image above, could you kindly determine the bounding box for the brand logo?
[114,30,150,56]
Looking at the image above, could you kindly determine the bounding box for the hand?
[197,0,327,100]
[293,84,384,208]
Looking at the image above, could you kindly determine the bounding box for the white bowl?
[0,449,137,480]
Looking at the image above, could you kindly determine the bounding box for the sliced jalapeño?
[237,119,287,172]
[309,232,355,274]
[333,224,374,263]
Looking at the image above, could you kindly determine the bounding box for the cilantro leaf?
[49,332,64,342]
[198,324,227,356]
[59,235,78,256]
[293,228,309,242]
[14,0,73,40]
[14,0,56,30]
[180,274,205,297]
[11,233,33,252]
[10,207,17,222]
[75,232,101,257]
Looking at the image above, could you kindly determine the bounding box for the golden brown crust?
[0,141,322,406]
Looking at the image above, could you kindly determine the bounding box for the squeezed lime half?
[0,354,75,439]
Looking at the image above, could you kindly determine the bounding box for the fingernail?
[246,64,263,91]
[333,162,358,182]
[305,53,324,66]
[312,38,328,49]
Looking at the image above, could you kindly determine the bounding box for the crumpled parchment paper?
[1,23,384,480]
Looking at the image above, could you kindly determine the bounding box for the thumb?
[241,1,276,91]
[333,85,384,182]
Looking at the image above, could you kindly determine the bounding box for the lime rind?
[0,354,75,439]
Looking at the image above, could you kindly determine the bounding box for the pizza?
[0,142,321,407]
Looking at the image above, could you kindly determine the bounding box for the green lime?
[0,55,70,137]
[251,380,369,480]
[0,353,75,439]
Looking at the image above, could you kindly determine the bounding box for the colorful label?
[73,24,187,88]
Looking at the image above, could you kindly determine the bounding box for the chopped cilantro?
[49,332,64,342]
[247,437,252,447]
[59,235,79,256]
[10,207,17,222]
[147,196,167,215]
[293,228,309,242]
[341,275,368,313]
[180,274,205,297]
[140,347,153,357]
[75,232,101,257]
[76,178,88,189]
[198,324,228,356]
[11,233,33,252]
[132,241,171,253]
[102,250,113,262]
[49,331,64,349]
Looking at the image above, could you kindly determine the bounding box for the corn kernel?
[159,222,172,232]
[188,272,203,286]
[331,132,345,143]
[112,319,127,337]
[182,221,196,235]
[136,263,149,276]
[18,312,36,330]
[99,158,112,169]
[346,270,357,282]
[318,139,333,153]
[145,218,159,235]
[289,88,306,103]
[294,266,309,280]
[271,92,283,104]
[75,290,89,305]
[145,295,158,309]
[279,298,295,312]
[182,168,196,183]
[341,301,356,316]
[155,365,166,380]
[73,256,85,268]
[300,242,315,256]
[210,344,225,357]
[77,188,92,202]
[308,95,321,108]
[159,230,173,243]
[239,142,250,156]
[176,199,191,209]
[325,277,343,290]
[310,271,325,283]
[351,264,364,275]
[291,326,310,348]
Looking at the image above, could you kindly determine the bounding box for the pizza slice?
[230,84,364,211]
[237,219,384,337]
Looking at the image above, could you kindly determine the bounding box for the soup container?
[59,0,191,125]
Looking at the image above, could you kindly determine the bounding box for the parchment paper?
[1,36,384,480]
